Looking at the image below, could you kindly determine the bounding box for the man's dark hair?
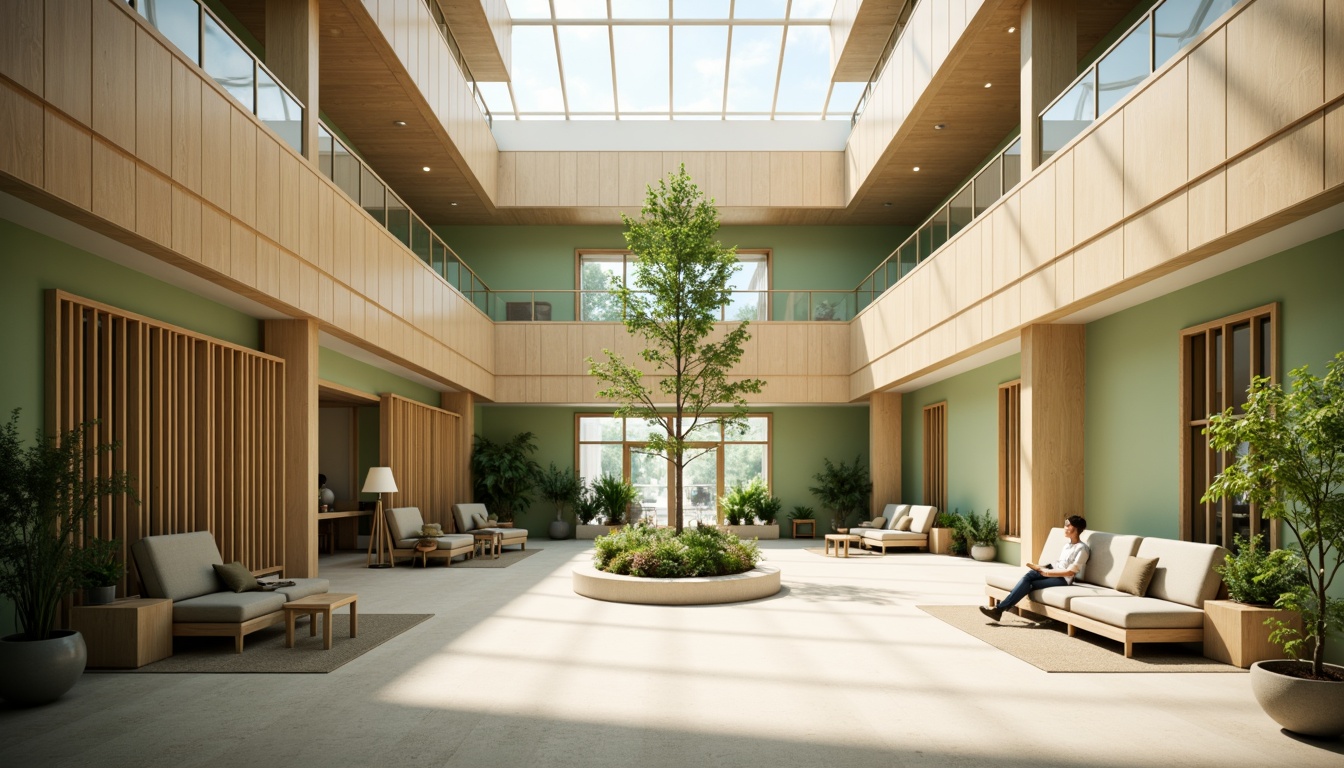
[1066,514,1087,534]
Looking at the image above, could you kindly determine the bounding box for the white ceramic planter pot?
[971,544,997,562]
[0,630,88,706]
[1249,660,1344,737]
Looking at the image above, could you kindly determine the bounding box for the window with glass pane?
[138,0,199,63]
[1155,0,1237,68]
[203,15,255,112]
[1180,304,1278,549]
[1002,139,1022,191]
[579,250,769,322]
[1097,19,1151,115]
[1040,73,1095,161]
[973,156,1002,217]
[359,166,385,224]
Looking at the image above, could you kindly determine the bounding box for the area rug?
[452,548,540,568]
[118,614,431,674]
[918,605,1243,673]
[803,547,885,559]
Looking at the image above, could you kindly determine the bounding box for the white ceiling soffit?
[490,118,852,150]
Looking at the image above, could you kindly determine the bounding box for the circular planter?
[549,520,573,540]
[971,544,997,562]
[84,586,116,606]
[0,630,88,706]
[572,564,781,605]
[1249,660,1344,737]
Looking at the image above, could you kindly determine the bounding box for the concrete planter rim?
[572,563,781,605]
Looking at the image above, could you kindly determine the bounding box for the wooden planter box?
[577,524,622,540]
[929,527,954,555]
[719,524,780,540]
[1203,599,1302,668]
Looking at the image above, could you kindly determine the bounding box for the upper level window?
[577,249,770,321]
[1180,304,1278,549]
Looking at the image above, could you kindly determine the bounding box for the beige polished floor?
[1,539,1341,768]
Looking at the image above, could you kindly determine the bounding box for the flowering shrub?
[593,523,761,578]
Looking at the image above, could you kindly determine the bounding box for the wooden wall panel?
[1020,324,1084,565]
[870,392,902,513]
[380,394,462,531]
[1188,28,1227,178]
[262,319,318,577]
[0,82,45,187]
[92,138,135,230]
[922,402,947,512]
[1226,116,1324,232]
[1123,60,1188,215]
[45,0,92,125]
[91,0,135,153]
[44,111,92,209]
[47,291,287,597]
[1226,0,1322,157]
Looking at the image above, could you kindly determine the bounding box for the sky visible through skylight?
[480,0,866,121]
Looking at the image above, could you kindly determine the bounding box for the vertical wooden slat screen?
[379,394,462,531]
[922,402,947,512]
[46,291,287,596]
[998,381,1022,538]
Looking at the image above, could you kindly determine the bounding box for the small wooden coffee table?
[284,593,358,650]
[473,531,502,559]
[824,534,861,557]
[414,538,438,567]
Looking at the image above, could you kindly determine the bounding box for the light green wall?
[1086,228,1344,537]
[435,224,910,291]
[902,355,1023,563]
[317,348,440,406]
[0,220,261,425]
[475,404,870,537]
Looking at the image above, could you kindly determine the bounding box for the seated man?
[979,515,1090,622]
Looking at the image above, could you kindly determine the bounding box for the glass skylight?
[492,0,854,121]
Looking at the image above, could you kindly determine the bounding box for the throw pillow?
[894,516,913,531]
[213,562,261,593]
[862,517,887,529]
[1117,555,1159,596]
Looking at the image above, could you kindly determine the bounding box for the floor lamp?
[363,466,398,568]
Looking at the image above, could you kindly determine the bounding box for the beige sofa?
[131,531,329,653]
[852,504,938,553]
[984,527,1228,657]
[386,507,476,565]
[453,503,529,551]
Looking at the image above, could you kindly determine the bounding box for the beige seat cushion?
[132,531,226,602]
[857,517,887,529]
[387,507,428,542]
[453,503,493,532]
[882,504,908,528]
[1068,595,1206,630]
[855,529,925,543]
[1135,537,1227,608]
[1030,584,1127,610]
[479,527,528,544]
[906,505,937,534]
[273,579,331,602]
[172,591,287,623]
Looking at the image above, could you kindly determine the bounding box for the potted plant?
[1204,353,1344,737]
[574,481,607,540]
[1204,533,1306,668]
[0,411,134,705]
[76,537,124,606]
[963,509,1000,561]
[789,505,817,539]
[471,432,541,523]
[809,456,872,533]
[929,511,961,555]
[718,478,780,539]
[537,462,581,540]
[590,474,638,528]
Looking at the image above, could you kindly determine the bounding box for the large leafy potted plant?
[1204,533,1306,668]
[0,411,134,705]
[718,478,780,539]
[809,456,872,533]
[470,432,541,523]
[590,474,638,528]
[537,462,581,540]
[1203,353,1344,737]
[962,509,1000,562]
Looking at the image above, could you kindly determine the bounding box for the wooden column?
[869,391,902,514]
[265,0,320,162]
[1020,0,1077,172]
[441,391,475,504]
[1020,324,1085,565]
[263,319,319,577]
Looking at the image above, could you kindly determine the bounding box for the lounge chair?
[385,506,476,565]
[452,503,529,552]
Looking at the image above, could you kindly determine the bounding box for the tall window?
[576,414,771,527]
[578,250,770,321]
[923,402,947,511]
[998,380,1022,538]
[1180,304,1278,548]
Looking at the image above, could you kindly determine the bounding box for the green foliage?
[937,510,970,555]
[0,410,135,639]
[809,456,872,530]
[590,473,638,525]
[789,505,815,520]
[1203,354,1344,678]
[471,432,541,522]
[1216,534,1308,606]
[961,509,1000,547]
[574,481,602,525]
[592,523,761,578]
[76,537,124,589]
[587,167,765,532]
[537,462,582,522]
[720,477,776,525]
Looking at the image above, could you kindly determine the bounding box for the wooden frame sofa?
[131,531,329,653]
[852,504,938,553]
[452,503,529,551]
[985,528,1228,657]
[385,506,475,565]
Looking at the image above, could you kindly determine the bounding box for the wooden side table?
[414,539,438,567]
[69,597,173,668]
[473,531,502,559]
[284,593,358,650]
[792,519,816,539]
[824,534,860,557]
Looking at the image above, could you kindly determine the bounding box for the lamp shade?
[362,466,398,494]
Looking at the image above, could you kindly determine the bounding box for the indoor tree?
[809,456,872,531]
[588,166,764,532]
[470,432,541,523]
[1203,353,1344,681]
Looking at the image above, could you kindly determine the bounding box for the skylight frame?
[497,0,847,121]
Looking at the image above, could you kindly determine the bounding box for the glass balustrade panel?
[386,194,410,247]
[256,69,303,154]
[973,156,1002,217]
[1040,72,1096,162]
[1155,0,1237,70]
[137,0,199,62]
[1002,139,1022,192]
[1097,19,1151,115]
[359,167,385,225]
[203,15,255,112]
[410,216,432,265]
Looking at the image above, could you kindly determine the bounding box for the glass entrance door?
[681,447,719,528]
[628,446,668,527]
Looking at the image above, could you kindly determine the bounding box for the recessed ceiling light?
[913,166,921,172]
[984,83,992,88]
[934,123,946,130]
[422,166,431,172]
[1008,26,1016,34]
[394,120,407,126]
[450,202,458,206]
[883,202,893,207]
